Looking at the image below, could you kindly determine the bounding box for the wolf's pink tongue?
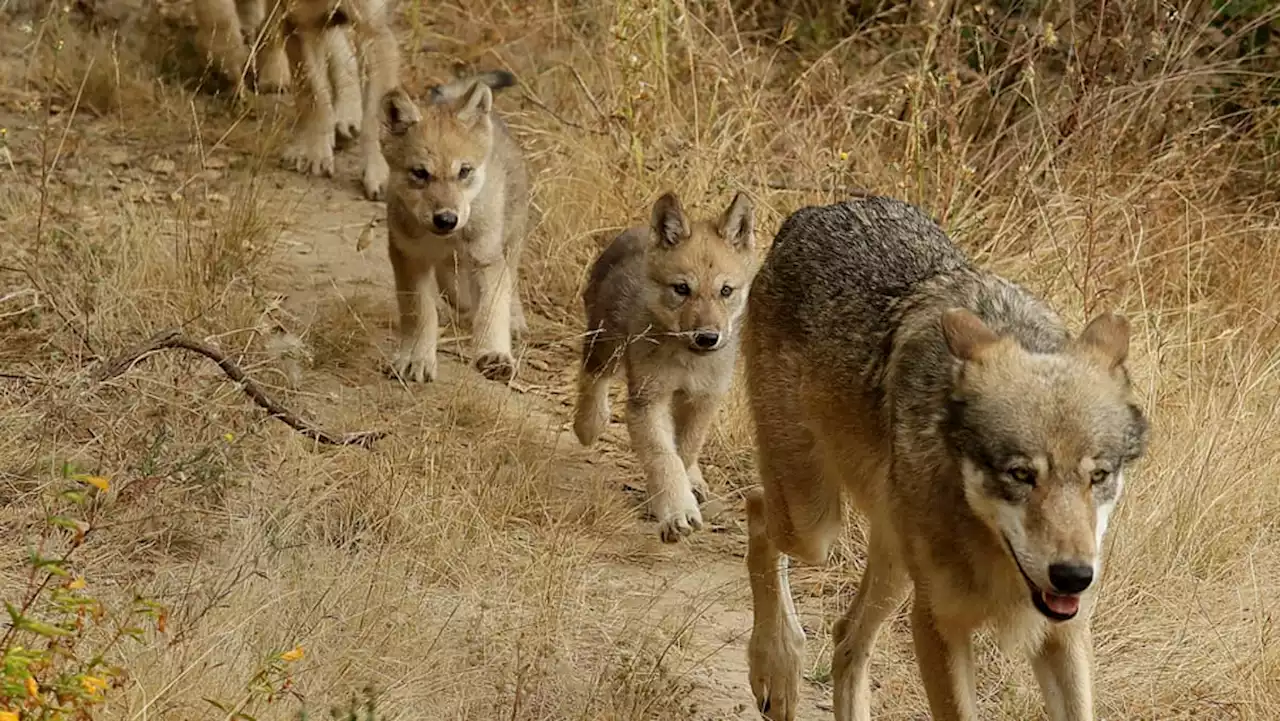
[1043,592,1080,616]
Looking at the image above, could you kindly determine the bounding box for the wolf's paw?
[653,489,703,543]
[748,625,805,721]
[474,351,515,383]
[388,349,436,384]
[282,134,334,177]
[687,463,710,503]
[362,153,389,201]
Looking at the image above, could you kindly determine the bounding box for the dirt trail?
[263,151,834,718]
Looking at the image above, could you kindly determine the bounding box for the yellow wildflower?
[77,475,110,492]
[280,646,304,662]
[68,576,86,590]
[1,711,20,721]
[25,676,38,698]
[223,432,235,442]
[81,676,108,695]
[838,151,850,162]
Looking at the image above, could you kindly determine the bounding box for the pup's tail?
[427,69,518,104]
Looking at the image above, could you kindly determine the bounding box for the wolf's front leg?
[470,257,516,383]
[388,245,439,383]
[627,393,702,542]
[1031,623,1095,721]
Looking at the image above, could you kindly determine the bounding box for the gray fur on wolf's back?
[751,196,1069,382]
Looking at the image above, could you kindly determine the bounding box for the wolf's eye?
[1090,468,1111,485]
[673,283,691,297]
[720,285,733,298]
[410,167,431,182]
[1007,467,1037,486]
[458,165,473,180]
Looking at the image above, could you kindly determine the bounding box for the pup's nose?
[1048,562,1094,595]
[433,211,458,232]
[692,331,720,350]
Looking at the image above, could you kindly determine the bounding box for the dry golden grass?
[2,0,1279,719]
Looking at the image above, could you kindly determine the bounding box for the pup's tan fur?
[192,0,400,200]
[379,71,529,385]
[574,191,757,542]
[743,196,1149,720]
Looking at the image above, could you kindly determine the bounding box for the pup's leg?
[193,0,249,99]
[573,328,620,446]
[673,391,721,503]
[355,19,400,199]
[325,27,362,145]
[281,26,336,177]
[470,256,516,383]
[387,244,439,383]
[627,391,700,542]
[746,487,805,721]
[252,6,290,93]
[435,253,474,329]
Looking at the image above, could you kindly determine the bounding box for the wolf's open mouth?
[1002,536,1081,622]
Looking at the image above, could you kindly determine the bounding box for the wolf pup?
[194,0,401,200]
[742,195,1149,721]
[379,71,529,385]
[574,191,757,543]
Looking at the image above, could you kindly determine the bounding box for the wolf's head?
[940,308,1149,622]
[641,191,756,353]
[379,72,515,237]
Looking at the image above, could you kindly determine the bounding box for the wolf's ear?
[650,192,691,248]
[457,81,494,124]
[941,308,1000,362]
[381,87,420,136]
[1075,312,1130,370]
[718,192,755,251]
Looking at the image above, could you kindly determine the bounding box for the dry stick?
[93,329,386,449]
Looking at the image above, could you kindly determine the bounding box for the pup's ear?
[1075,312,1130,370]
[718,192,755,252]
[650,192,691,248]
[381,87,421,136]
[456,81,494,124]
[940,308,1001,362]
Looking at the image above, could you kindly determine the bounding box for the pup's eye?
[1090,468,1110,485]
[1007,467,1037,485]
[673,283,691,297]
[410,167,431,182]
[720,285,733,298]
[458,165,472,180]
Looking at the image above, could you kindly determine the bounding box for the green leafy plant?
[1,466,166,721]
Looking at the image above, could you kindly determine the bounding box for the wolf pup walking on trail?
[379,70,530,385]
[742,196,1149,721]
[573,191,757,543]
[195,0,402,200]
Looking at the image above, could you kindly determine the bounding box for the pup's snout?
[692,331,721,351]
[433,211,459,232]
[1048,562,1094,595]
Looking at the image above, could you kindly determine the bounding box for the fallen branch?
[93,328,386,449]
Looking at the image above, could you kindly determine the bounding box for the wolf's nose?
[1048,562,1093,594]
[693,331,720,350]
[433,211,458,232]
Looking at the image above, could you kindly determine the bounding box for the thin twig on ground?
[93,329,387,449]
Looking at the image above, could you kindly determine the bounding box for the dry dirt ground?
[3,1,1280,720]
